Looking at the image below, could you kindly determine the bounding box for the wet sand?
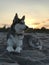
[0,32,49,65]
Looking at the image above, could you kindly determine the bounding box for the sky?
[0,0,49,29]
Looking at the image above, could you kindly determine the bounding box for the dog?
[6,13,42,53]
[6,13,28,53]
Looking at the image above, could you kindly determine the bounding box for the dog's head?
[11,13,28,34]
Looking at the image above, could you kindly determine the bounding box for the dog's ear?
[13,13,18,24]
[21,16,25,20]
[15,13,18,18]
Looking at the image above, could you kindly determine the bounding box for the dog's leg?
[15,47,22,53]
[6,38,14,52]
[15,40,23,53]
[7,46,14,52]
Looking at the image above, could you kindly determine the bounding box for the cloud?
[42,19,49,24]
[42,21,45,23]
[46,19,49,21]
[44,19,49,22]
[44,24,49,27]
[33,23,40,25]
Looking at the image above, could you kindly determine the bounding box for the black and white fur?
[6,13,28,53]
[6,13,42,53]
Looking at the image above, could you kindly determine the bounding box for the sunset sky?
[0,0,49,29]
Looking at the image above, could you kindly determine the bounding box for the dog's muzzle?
[25,26,28,30]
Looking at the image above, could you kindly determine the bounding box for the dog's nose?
[25,26,28,30]
[26,26,28,28]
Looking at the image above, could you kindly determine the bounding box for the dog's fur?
[6,13,28,53]
[6,13,42,53]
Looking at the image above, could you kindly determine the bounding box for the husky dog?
[6,13,28,53]
[6,13,42,53]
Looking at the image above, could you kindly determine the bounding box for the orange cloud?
[33,23,40,25]
[46,19,49,21]
[44,24,49,27]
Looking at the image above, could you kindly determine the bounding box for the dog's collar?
[17,34,23,36]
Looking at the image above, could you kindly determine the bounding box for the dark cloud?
[44,24,49,27]
[42,21,45,23]
[33,23,40,25]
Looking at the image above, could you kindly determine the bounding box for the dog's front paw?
[6,46,14,52]
[15,47,22,53]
